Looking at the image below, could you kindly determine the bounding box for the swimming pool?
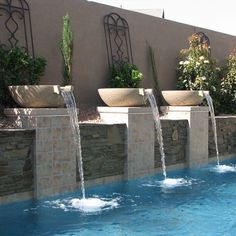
[1,158,236,236]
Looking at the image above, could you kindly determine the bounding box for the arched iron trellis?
[0,0,34,56]
[104,12,133,69]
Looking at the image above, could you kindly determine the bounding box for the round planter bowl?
[8,85,69,108]
[161,90,204,106]
[98,88,148,107]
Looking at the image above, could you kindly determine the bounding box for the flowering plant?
[176,33,220,91]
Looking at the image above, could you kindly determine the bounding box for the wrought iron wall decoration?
[194,31,211,54]
[0,0,34,56]
[104,12,133,69]
[195,32,210,46]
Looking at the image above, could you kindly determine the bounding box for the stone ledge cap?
[4,108,71,117]
[160,106,209,113]
[97,106,152,114]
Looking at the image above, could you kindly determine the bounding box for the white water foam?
[142,178,195,189]
[70,198,119,213]
[160,178,193,188]
[46,197,119,214]
[212,164,236,173]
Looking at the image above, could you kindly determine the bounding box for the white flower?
[183,60,189,65]
[204,60,209,64]
[179,61,184,65]
[201,76,206,81]
[199,56,205,61]
[196,62,200,66]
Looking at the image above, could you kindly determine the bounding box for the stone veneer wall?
[0,130,34,196]
[155,120,188,168]
[209,117,236,158]
[1,117,236,200]
[80,120,188,182]
[80,124,126,181]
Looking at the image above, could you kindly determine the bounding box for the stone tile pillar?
[4,108,77,199]
[97,107,155,179]
[161,106,209,167]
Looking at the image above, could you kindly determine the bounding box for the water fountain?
[61,88,86,199]
[204,92,236,173]
[145,89,167,179]
[204,92,220,166]
[61,88,119,212]
[145,89,191,187]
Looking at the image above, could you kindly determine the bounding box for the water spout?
[145,89,167,179]
[61,89,86,199]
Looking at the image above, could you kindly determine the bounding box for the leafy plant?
[60,14,73,86]
[176,33,220,91]
[0,47,46,107]
[219,49,236,114]
[147,42,162,106]
[110,63,143,88]
[176,33,222,112]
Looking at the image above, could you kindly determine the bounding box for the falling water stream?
[61,89,119,212]
[145,89,167,179]
[145,89,193,187]
[61,90,86,199]
[204,92,236,173]
[204,92,220,165]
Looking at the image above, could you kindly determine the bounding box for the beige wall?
[12,0,236,107]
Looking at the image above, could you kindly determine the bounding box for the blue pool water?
[1,159,236,236]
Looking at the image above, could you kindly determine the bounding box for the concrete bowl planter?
[8,85,71,108]
[161,90,204,106]
[98,88,148,107]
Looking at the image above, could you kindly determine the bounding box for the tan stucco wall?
[7,0,236,108]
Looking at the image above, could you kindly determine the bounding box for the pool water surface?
[1,159,236,236]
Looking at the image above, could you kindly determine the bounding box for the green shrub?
[110,63,143,88]
[0,47,46,107]
[59,14,73,86]
[177,33,220,91]
[176,33,222,112]
[220,49,236,114]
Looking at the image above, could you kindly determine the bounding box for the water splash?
[204,92,220,165]
[70,197,119,213]
[61,90,85,199]
[142,178,195,189]
[212,164,236,173]
[145,89,167,179]
[45,197,120,214]
[160,178,193,188]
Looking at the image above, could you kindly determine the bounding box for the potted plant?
[0,46,64,108]
[0,46,46,108]
[4,14,75,108]
[1,46,68,108]
[162,33,220,106]
[98,62,147,107]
